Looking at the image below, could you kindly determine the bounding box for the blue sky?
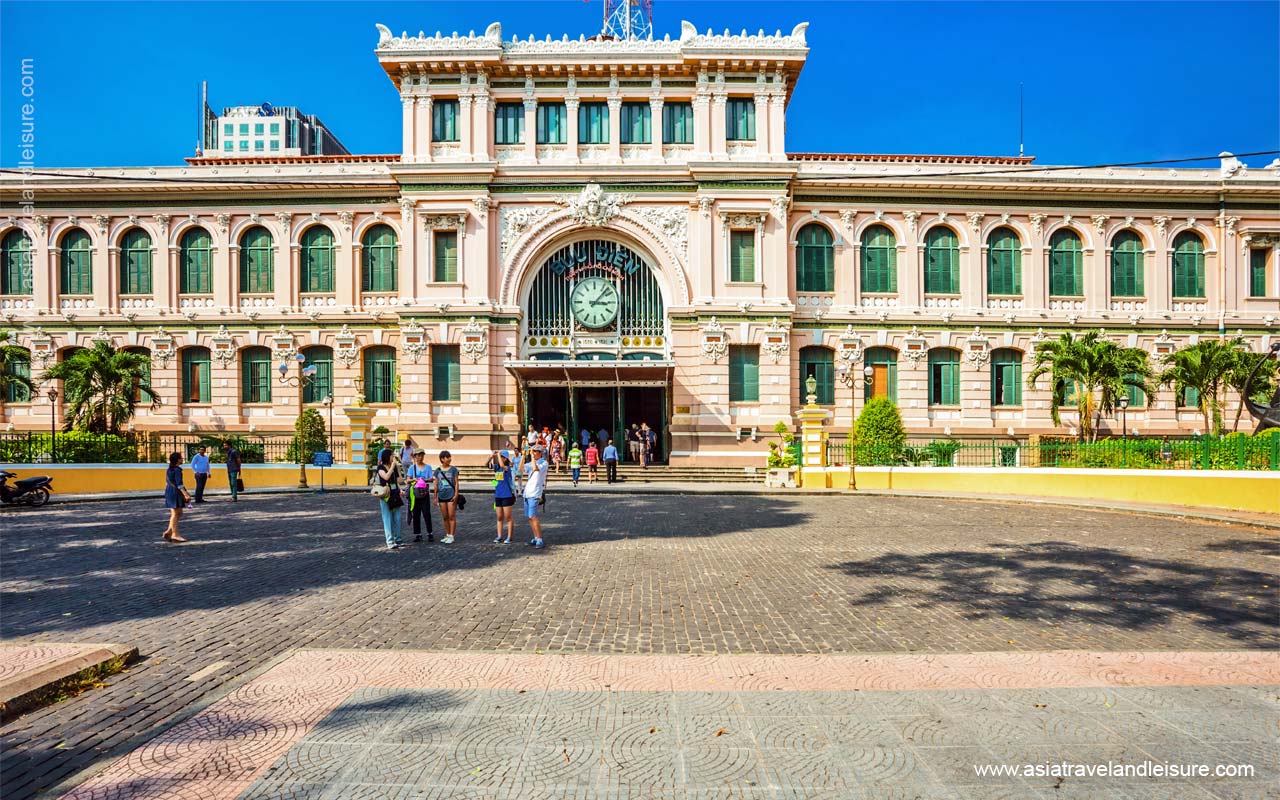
[2,1,1277,169]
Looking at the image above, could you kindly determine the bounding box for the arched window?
[927,348,960,406]
[860,225,897,294]
[798,346,835,405]
[60,228,93,295]
[923,227,960,294]
[795,223,834,293]
[1049,229,1083,297]
[301,345,333,403]
[241,346,273,404]
[1171,231,1205,299]
[865,347,898,402]
[1125,372,1146,409]
[124,346,151,403]
[361,225,398,292]
[363,346,396,404]
[239,227,274,294]
[991,349,1023,407]
[1,230,33,295]
[120,229,152,295]
[4,345,31,402]
[181,347,212,404]
[986,227,1021,296]
[179,228,212,294]
[300,226,336,293]
[1110,230,1144,297]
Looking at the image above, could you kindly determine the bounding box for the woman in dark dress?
[163,451,189,543]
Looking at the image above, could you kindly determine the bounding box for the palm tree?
[1226,343,1278,432]
[1160,338,1244,435]
[1027,330,1153,442]
[41,340,159,434]
[0,330,34,406]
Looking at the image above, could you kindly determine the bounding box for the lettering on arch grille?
[525,240,666,359]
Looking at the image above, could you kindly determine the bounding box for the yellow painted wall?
[2,465,367,496]
[818,467,1280,515]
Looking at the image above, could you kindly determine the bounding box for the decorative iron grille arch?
[521,238,667,359]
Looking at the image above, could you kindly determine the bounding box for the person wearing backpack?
[487,450,517,544]
[404,448,435,543]
[373,448,404,550]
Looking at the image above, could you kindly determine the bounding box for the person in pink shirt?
[585,440,600,483]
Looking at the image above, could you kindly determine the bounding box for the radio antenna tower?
[602,0,653,40]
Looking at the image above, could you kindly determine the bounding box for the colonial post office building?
[2,19,1278,464]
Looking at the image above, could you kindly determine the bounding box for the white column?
[607,98,622,163]
[523,99,537,162]
[459,96,473,161]
[415,97,431,163]
[692,92,710,161]
[753,93,769,158]
[399,201,416,303]
[565,98,580,163]
[711,92,727,160]
[401,97,415,163]
[769,93,786,160]
[649,98,663,161]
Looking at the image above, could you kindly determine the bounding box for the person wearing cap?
[567,441,583,487]
[523,443,550,548]
[404,447,434,543]
[434,451,461,544]
[487,449,517,544]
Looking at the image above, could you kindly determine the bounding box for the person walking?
[162,452,190,543]
[434,450,461,544]
[567,441,583,487]
[374,448,404,550]
[603,438,620,484]
[597,426,609,451]
[580,428,590,449]
[526,425,540,450]
[190,445,211,503]
[523,443,550,548]
[487,450,517,544]
[628,424,642,464]
[224,441,242,501]
[585,440,600,483]
[640,422,653,467]
[550,432,563,473]
[404,448,435,543]
[646,424,658,465]
[399,438,416,470]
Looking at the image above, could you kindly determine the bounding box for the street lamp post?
[46,388,58,463]
[322,394,334,458]
[836,364,876,490]
[278,353,319,489]
[1118,394,1129,467]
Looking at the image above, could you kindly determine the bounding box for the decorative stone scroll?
[965,326,990,369]
[836,325,864,386]
[761,317,790,364]
[334,324,359,366]
[28,327,54,369]
[271,325,297,361]
[701,317,728,364]
[460,316,488,363]
[401,320,428,363]
[1151,329,1176,358]
[151,328,175,368]
[423,213,466,232]
[210,325,236,366]
[558,183,631,227]
[901,326,929,365]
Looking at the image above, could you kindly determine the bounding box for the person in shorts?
[523,444,550,548]
[488,449,517,544]
[567,442,583,487]
[585,440,600,483]
[434,451,461,544]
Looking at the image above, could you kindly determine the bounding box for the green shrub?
[0,432,138,463]
[855,397,906,465]
[767,420,796,468]
[286,409,328,463]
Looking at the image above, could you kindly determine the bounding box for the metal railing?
[824,435,1280,471]
[0,431,348,465]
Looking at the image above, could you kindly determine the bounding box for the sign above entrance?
[546,240,644,278]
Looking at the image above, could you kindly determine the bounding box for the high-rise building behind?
[201,101,350,157]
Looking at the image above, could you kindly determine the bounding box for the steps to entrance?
[457,465,763,484]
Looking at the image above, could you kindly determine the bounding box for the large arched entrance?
[512,237,672,462]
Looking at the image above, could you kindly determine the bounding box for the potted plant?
[765,420,798,487]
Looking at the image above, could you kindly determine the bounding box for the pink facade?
[1,20,1278,464]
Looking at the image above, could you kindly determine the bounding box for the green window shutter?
[5,348,30,402]
[1049,229,1083,296]
[729,230,755,282]
[361,225,398,292]
[799,347,835,405]
[987,228,1021,296]
[60,229,93,295]
[433,231,458,282]
[928,350,959,406]
[180,228,212,294]
[241,347,272,403]
[363,346,397,404]
[300,226,335,293]
[536,103,566,144]
[1124,372,1146,408]
[924,228,959,294]
[120,230,152,295]
[239,227,274,294]
[578,103,609,144]
[662,102,693,144]
[620,102,651,144]
[301,347,334,403]
[182,348,211,403]
[728,345,759,402]
[726,98,756,141]
[1251,249,1269,297]
[860,225,897,294]
[796,224,834,292]
[432,100,459,142]
[991,350,1023,406]
[864,347,898,403]
[1180,386,1200,408]
[494,102,524,145]
[431,345,460,402]
[1111,231,1144,297]
[1,230,33,295]
[1172,232,1205,298]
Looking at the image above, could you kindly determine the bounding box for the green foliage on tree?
[41,340,159,434]
[766,419,796,468]
[855,397,907,465]
[367,425,394,473]
[1158,338,1241,435]
[0,330,33,404]
[1225,342,1278,432]
[1027,330,1153,442]
[287,408,328,463]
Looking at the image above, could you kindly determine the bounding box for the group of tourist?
[159,441,243,543]
[519,423,657,486]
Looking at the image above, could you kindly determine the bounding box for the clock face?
[570,276,620,329]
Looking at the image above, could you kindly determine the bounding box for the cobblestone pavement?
[1,493,1276,798]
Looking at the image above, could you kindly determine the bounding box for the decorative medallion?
[966,212,984,233]
[153,214,170,235]
[701,316,728,364]
[151,328,175,367]
[965,326,990,369]
[836,325,864,385]
[29,327,54,368]
[1029,214,1046,237]
[901,326,929,365]
[558,182,631,227]
[632,207,689,260]
[761,317,790,364]
[91,326,112,345]
[400,319,428,364]
[460,316,488,363]
[338,211,354,232]
[334,324,359,366]
[92,214,110,234]
[210,325,236,366]
[271,325,297,361]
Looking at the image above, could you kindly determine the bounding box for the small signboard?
[312,452,333,467]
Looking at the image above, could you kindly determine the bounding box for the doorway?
[526,387,568,435]
[622,386,666,463]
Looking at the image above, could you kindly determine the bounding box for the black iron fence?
[0,431,348,465]
[825,434,1280,471]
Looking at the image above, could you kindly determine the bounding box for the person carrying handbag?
[373,448,404,550]
[434,450,461,544]
[162,451,191,543]
[404,448,435,543]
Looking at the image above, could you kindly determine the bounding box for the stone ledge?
[0,642,137,722]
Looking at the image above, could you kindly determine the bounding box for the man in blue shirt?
[602,438,620,484]
[190,446,211,503]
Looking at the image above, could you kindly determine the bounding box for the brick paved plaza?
[1,492,1276,799]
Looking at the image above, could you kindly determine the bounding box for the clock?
[570,276,620,329]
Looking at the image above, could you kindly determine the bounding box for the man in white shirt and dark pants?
[523,443,550,549]
[191,446,211,503]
